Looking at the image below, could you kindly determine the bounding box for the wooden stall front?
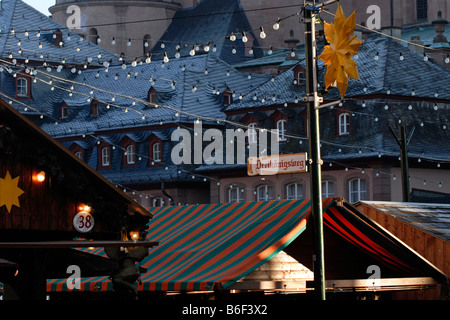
[0,98,154,299]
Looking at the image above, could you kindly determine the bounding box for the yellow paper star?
[318,5,363,98]
[0,171,24,214]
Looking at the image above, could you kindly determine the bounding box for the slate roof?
[19,52,269,138]
[0,0,118,66]
[357,201,450,242]
[199,34,450,173]
[225,34,450,113]
[150,0,263,65]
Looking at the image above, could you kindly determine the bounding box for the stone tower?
[49,0,185,59]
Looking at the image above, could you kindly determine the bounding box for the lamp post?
[303,3,325,300]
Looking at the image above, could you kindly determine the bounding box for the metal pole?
[390,124,414,202]
[304,5,326,300]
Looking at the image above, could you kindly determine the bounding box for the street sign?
[247,153,308,176]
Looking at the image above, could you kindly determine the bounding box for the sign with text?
[247,153,308,176]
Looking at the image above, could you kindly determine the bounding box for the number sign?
[73,211,94,233]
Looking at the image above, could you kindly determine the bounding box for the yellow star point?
[318,5,363,98]
[0,171,24,214]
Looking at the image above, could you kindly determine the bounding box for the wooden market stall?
[0,98,156,299]
[355,201,450,299]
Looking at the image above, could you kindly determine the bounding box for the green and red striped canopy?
[47,197,446,293]
[48,198,335,292]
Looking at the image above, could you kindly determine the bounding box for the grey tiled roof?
[0,0,118,66]
[24,53,270,138]
[150,0,263,65]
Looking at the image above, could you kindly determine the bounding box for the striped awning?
[48,198,334,292]
[47,197,447,293]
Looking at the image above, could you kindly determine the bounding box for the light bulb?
[242,32,247,43]
[127,39,132,46]
[145,54,152,63]
[163,52,169,63]
[259,27,266,39]
[111,37,116,45]
[273,19,281,30]
[190,46,195,56]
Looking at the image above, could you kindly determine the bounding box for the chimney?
[408,35,424,55]
[380,26,402,43]
[425,11,450,69]
[432,11,448,43]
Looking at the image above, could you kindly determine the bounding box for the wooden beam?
[325,277,439,291]
[0,240,159,249]
[228,280,307,291]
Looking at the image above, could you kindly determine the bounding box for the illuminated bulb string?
[2,57,449,164]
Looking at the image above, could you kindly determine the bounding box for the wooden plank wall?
[0,151,81,234]
[361,206,449,277]
[360,205,449,300]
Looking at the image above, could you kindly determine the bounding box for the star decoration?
[0,171,24,214]
[318,5,363,98]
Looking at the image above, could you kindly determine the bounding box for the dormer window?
[293,65,306,86]
[121,137,137,168]
[90,99,99,117]
[338,112,350,135]
[277,119,287,142]
[148,134,163,165]
[148,87,157,106]
[97,141,112,170]
[126,144,136,165]
[69,143,84,161]
[60,102,68,119]
[223,88,233,106]
[15,76,32,99]
[101,147,110,166]
[248,123,257,144]
[53,29,63,47]
[270,110,288,142]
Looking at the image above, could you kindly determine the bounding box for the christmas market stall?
[0,98,157,300]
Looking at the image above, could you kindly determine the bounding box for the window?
[322,180,335,198]
[152,197,165,207]
[60,103,68,119]
[223,89,233,106]
[257,185,273,201]
[248,123,257,144]
[148,87,157,105]
[88,28,99,44]
[53,29,63,46]
[90,100,99,117]
[17,78,28,97]
[70,143,84,161]
[101,147,110,167]
[126,144,136,165]
[338,113,350,135]
[416,0,428,20]
[277,119,287,141]
[153,143,161,162]
[293,65,306,86]
[229,186,244,203]
[349,178,366,203]
[296,71,305,85]
[149,135,163,165]
[286,183,303,199]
